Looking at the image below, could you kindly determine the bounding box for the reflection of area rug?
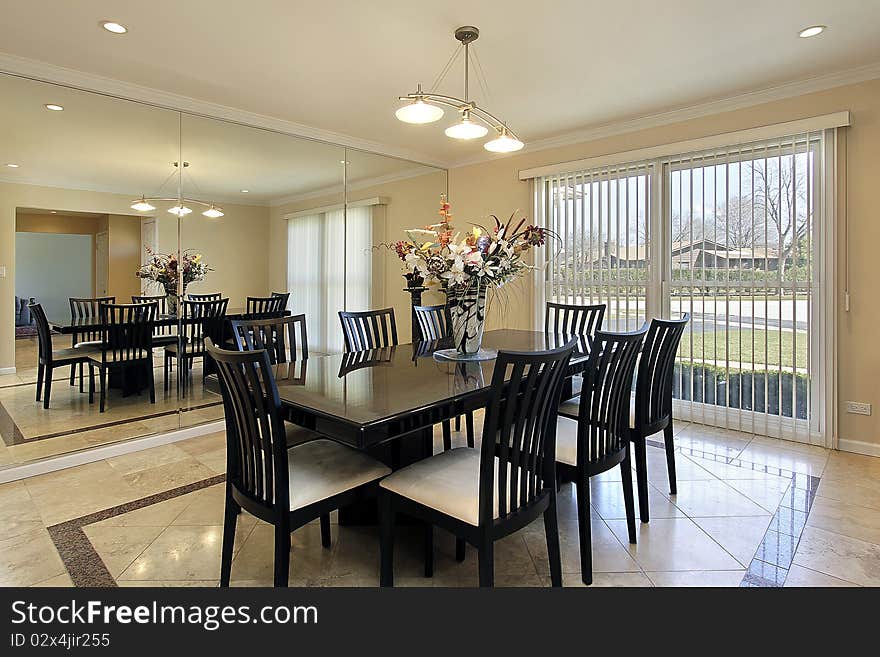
[15,325,37,339]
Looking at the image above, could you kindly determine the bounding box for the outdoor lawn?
[677,328,808,370]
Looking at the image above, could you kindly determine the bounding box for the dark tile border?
[46,474,225,587]
[672,442,821,588]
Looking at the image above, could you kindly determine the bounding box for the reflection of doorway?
[140,218,157,294]
[95,231,109,297]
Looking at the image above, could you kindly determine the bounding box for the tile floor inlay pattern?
[46,475,224,587]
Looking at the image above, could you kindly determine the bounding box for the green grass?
[678,328,807,370]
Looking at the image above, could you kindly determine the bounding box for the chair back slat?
[246,295,286,318]
[545,302,605,337]
[207,339,289,511]
[99,302,157,365]
[635,314,690,430]
[231,314,308,364]
[271,291,290,311]
[69,296,115,345]
[339,308,398,352]
[179,298,229,356]
[576,328,646,466]
[28,303,54,365]
[479,341,575,524]
[132,295,172,336]
[413,304,450,341]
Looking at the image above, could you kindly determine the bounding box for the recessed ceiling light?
[45,104,64,111]
[799,25,826,38]
[102,21,128,34]
[50,211,57,214]
[240,189,249,193]
[6,163,20,168]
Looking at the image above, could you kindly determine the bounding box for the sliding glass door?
[539,132,826,444]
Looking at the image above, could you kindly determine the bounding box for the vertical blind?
[287,205,373,353]
[539,131,823,442]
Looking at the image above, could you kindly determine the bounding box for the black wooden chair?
[379,340,576,587]
[68,296,115,391]
[87,302,158,413]
[165,297,228,394]
[414,304,474,451]
[131,294,177,348]
[630,314,690,522]
[545,301,605,336]
[556,327,646,585]
[271,291,290,310]
[187,292,222,301]
[29,303,98,409]
[246,295,286,318]
[207,339,391,587]
[339,308,398,352]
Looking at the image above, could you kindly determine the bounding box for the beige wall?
[0,181,270,368]
[16,213,102,236]
[106,214,141,302]
[446,78,880,448]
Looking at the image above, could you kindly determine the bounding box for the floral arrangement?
[136,248,211,295]
[391,195,547,293]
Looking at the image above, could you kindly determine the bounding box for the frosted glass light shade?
[484,131,524,153]
[131,197,156,212]
[395,99,444,124]
[168,204,192,217]
[202,205,224,218]
[445,117,488,140]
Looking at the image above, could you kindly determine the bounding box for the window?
[287,204,376,353]
[536,129,835,445]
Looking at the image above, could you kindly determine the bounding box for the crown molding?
[448,60,880,170]
[269,165,440,208]
[0,52,448,170]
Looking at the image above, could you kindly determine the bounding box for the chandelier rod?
[397,91,520,140]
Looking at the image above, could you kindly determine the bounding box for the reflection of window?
[287,203,379,353]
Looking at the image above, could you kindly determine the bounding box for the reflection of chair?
[337,347,395,377]
[414,304,474,450]
[88,302,158,413]
[68,296,115,391]
[187,292,222,301]
[555,327,646,585]
[339,308,398,352]
[545,301,605,336]
[165,298,228,394]
[231,314,308,364]
[379,341,575,587]
[629,314,689,521]
[30,303,98,409]
[208,339,390,588]
[132,294,177,348]
[245,295,286,318]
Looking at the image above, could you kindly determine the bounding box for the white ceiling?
[1,1,879,168]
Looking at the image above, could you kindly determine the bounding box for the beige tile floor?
[0,337,222,466]
[1,416,879,588]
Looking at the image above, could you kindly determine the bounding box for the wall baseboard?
[837,438,880,458]
[0,367,16,375]
[0,420,224,484]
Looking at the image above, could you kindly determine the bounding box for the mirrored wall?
[0,72,447,470]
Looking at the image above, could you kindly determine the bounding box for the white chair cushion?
[284,422,321,448]
[555,416,579,466]
[287,439,390,511]
[558,395,636,429]
[380,447,525,526]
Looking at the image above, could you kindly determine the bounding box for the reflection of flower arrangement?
[136,248,211,295]
[391,195,548,293]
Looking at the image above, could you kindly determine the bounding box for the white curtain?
[287,205,374,354]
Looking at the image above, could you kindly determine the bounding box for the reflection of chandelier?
[395,26,523,153]
[130,162,224,218]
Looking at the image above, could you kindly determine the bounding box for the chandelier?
[395,26,524,153]
[130,162,224,218]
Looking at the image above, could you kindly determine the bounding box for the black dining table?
[46,307,259,334]
[205,329,591,522]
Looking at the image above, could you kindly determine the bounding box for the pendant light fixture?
[130,162,224,218]
[395,26,523,153]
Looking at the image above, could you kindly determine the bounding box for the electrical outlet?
[0,266,6,278]
[846,401,872,416]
